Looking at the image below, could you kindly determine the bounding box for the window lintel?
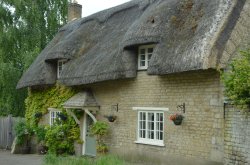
[132,107,169,111]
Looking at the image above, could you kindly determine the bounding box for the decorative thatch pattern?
[17,0,247,88]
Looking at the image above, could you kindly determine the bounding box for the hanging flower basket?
[57,113,67,121]
[104,115,117,122]
[169,113,184,126]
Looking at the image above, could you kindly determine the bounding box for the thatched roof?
[17,0,249,88]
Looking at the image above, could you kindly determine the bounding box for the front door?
[84,114,96,156]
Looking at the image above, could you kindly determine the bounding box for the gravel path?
[0,150,43,165]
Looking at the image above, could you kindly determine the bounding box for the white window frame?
[138,45,154,70]
[48,108,61,126]
[57,59,67,78]
[133,107,168,146]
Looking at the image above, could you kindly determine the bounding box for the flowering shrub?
[169,113,184,121]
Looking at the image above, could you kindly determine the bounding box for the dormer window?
[57,59,67,78]
[138,45,154,70]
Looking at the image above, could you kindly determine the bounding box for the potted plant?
[169,113,184,125]
[104,115,117,122]
[14,121,33,154]
[34,126,48,154]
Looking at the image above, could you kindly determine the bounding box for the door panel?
[85,114,96,156]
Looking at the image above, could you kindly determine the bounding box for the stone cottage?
[17,0,250,164]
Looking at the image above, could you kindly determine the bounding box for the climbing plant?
[25,83,82,154]
[25,83,77,126]
[91,121,109,154]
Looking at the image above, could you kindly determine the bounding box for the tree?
[222,49,250,107]
[0,0,68,116]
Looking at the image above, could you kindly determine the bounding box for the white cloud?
[76,0,131,17]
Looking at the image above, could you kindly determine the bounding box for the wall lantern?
[177,103,185,113]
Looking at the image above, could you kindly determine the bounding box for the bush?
[222,49,250,107]
[14,120,33,146]
[34,125,46,144]
[45,115,81,155]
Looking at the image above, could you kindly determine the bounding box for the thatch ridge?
[17,0,247,89]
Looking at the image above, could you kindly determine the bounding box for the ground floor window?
[49,110,61,125]
[133,107,168,146]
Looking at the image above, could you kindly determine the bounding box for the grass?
[43,154,126,165]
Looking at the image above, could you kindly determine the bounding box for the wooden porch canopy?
[63,90,99,124]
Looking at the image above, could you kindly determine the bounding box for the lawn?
[43,154,127,165]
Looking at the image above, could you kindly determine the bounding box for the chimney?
[68,0,82,22]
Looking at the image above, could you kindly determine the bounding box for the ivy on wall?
[25,83,77,126]
[24,83,84,154]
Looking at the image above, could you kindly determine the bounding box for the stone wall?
[87,70,224,164]
[220,0,250,68]
[224,106,250,165]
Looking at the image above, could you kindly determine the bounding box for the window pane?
[147,113,154,139]
[148,113,154,122]
[139,112,146,139]
[148,54,152,61]
[160,114,163,122]
[140,49,145,54]
[143,130,146,138]
[142,112,146,120]
[155,113,163,140]
[148,48,153,53]
[140,61,145,67]
[160,132,163,140]
[140,55,145,60]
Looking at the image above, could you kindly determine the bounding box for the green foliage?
[34,125,46,144]
[0,0,68,117]
[25,84,77,126]
[222,49,250,107]
[0,62,27,116]
[43,154,125,165]
[14,120,33,145]
[91,121,109,154]
[25,84,81,154]
[45,116,81,155]
[90,121,108,137]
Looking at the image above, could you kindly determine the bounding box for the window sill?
[134,140,165,147]
[137,69,147,71]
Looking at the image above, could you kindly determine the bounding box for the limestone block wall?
[87,70,225,164]
[224,106,250,165]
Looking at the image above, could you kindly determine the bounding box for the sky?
[77,0,131,17]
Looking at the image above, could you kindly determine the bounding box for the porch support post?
[84,108,97,123]
[66,109,81,125]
